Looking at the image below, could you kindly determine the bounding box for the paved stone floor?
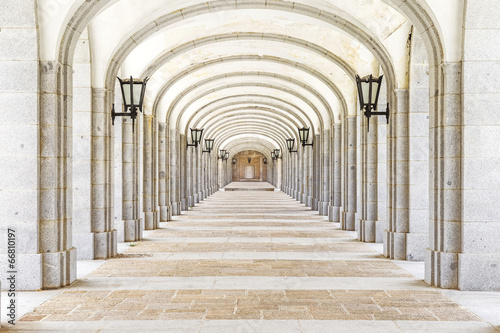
[2,183,500,332]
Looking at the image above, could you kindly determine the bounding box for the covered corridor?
[3,183,500,331]
[1,0,500,331]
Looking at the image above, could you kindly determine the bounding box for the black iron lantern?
[263,157,268,164]
[225,152,229,161]
[232,158,237,165]
[218,149,226,160]
[355,74,389,131]
[271,151,276,160]
[274,149,281,159]
[203,139,214,153]
[187,128,204,148]
[298,127,313,147]
[286,138,297,153]
[112,76,149,131]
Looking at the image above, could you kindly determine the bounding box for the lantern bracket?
[111,103,138,133]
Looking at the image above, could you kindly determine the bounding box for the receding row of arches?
[0,0,499,293]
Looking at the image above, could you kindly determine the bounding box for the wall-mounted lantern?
[232,158,237,165]
[263,157,268,164]
[298,127,313,147]
[218,149,226,160]
[274,149,282,159]
[355,74,389,132]
[112,76,149,132]
[203,139,214,154]
[271,151,276,160]
[225,152,229,160]
[286,138,297,153]
[187,128,204,148]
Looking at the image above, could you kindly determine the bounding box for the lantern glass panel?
[299,128,309,143]
[121,79,144,107]
[361,80,371,105]
[225,152,229,159]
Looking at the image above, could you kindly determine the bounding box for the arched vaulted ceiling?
[38,0,463,154]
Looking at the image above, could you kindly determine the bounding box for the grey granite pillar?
[312,134,320,210]
[122,117,141,241]
[329,124,342,222]
[319,130,330,215]
[143,115,155,230]
[196,148,202,202]
[358,112,380,243]
[38,62,77,289]
[186,146,193,207]
[180,135,188,211]
[426,63,462,289]
[384,89,410,258]
[342,116,356,231]
[91,88,117,257]
[158,123,171,221]
[170,129,181,215]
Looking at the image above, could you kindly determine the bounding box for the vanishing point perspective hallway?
[5,183,498,332]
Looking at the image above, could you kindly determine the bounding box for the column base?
[319,202,329,216]
[301,193,306,204]
[144,211,155,230]
[384,231,426,261]
[181,198,188,211]
[198,192,202,202]
[124,219,142,242]
[171,201,181,216]
[42,248,77,289]
[307,196,313,208]
[160,205,172,221]
[192,194,198,205]
[341,211,355,231]
[357,220,383,243]
[202,190,207,199]
[425,248,458,289]
[94,229,118,259]
[188,196,194,208]
[311,198,318,210]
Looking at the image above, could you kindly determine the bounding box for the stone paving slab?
[89,259,413,278]
[19,289,481,322]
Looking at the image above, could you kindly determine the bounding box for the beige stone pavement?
[2,182,500,332]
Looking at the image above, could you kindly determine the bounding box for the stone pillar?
[37,62,77,289]
[180,135,188,211]
[329,124,342,222]
[294,151,300,200]
[158,123,171,221]
[91,89,117,257]
[342,116,356,230]
[186,146,193,207]
[196,148,202,202]
[384,90,410,258]
[143,115,155,230]
[426,63,462,289]
[319,130,330,215]
[170,129,181,215]
[122,117,141,242]
[312,134,320,210]
[358,113,380,243]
